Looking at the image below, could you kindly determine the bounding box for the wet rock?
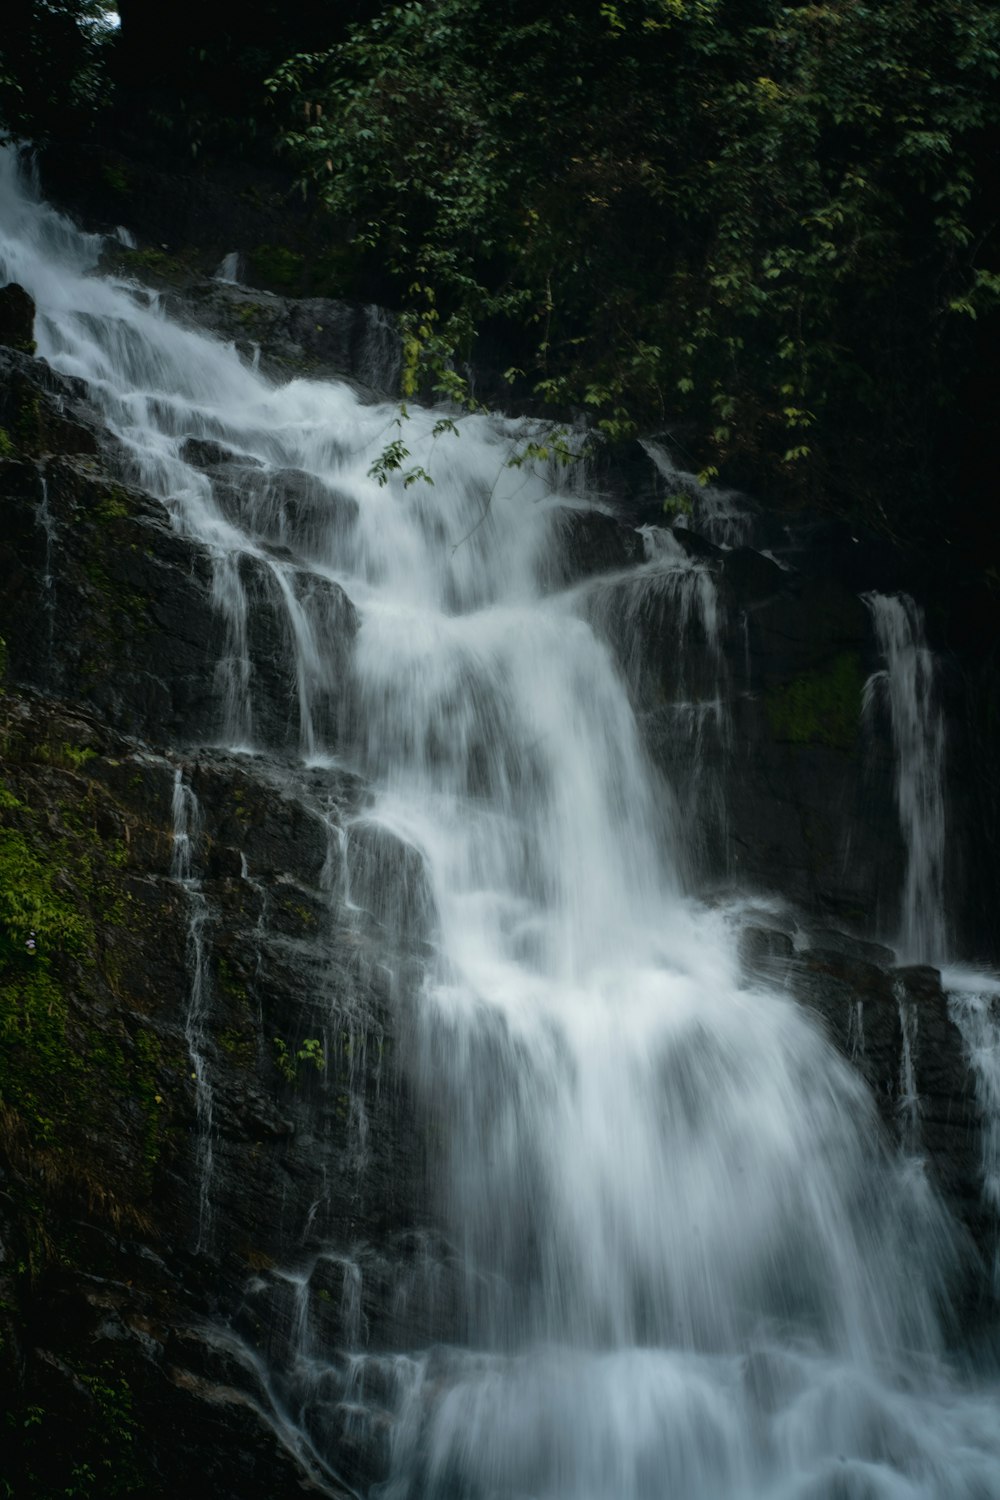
[719,545,786,607]
[0,346,101,457]
[211,465,359,550]
[235,551,358,753]
[0,282,35,352]
[784,940,986,1275]
[554,505,643,583]
[346,819,437,950]
[738,923,795,982]
[179,436,263,470]
[0,689,429,1495]
[164,279,401,394]
[0,453,225,742]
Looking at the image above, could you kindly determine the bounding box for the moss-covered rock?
[765,651,865,752]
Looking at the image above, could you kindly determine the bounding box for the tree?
[0,1,118,142]
[270,0,1000,526]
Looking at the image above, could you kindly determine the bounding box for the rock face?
[2,256,999,1498]
[0,293,429,1495]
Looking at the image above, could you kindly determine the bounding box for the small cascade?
[213,251,242,284]
[35,471,57,670]
[586,524,729,877]
[894,982,922,1157]
[864,593,947,962]
[641,439,755,549]
[946,969,1000,1295]
[356,303,401,394]
[170,767,215,1252]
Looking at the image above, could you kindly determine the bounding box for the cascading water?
[35,471,57,668]
[170,766,216,1251]
[863,594,947,964]
[3,146,1000,1498]
[862,596,1000,1317]
[946,970,1000,1299]
[583,525,730,880]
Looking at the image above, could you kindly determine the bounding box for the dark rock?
[785,941,987,1283]
[162,279,401,394]
[669,524,724,565]
[554,504,643,583]
[739,923,795,982]
[0,688,429,1496]
[0,453,226,742]
[346,819,437,950]
[0,282,36,352]
[720,546,787,607]
[806,929,896,967]
[0,346,101,457]
[179,436,263,470]
[211,465,360,553]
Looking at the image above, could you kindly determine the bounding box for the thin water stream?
[3,148,1000,1498]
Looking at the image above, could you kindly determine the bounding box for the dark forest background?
[3,1,999,567]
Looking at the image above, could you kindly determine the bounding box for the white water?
[170,766,215,1251]
[641,440,755,549]
[864,595,947,964]
[35,472,57,669]
[585,525,730,878]
[3,148,1000,1498]
[945,969,1000,1299]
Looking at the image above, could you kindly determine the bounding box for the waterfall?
[4,145,1000,1498]
[894,982,921,1157]
[946,969,1000,1297]
[864,593,947,962]
[35,471,57,669]
[641,440,755,549]
[584,525,730,879]
[171,766,215,1251]
[213,251,242,284]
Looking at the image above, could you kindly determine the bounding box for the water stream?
[170,766,216,1251]
[3,147,1000,1498]
[863,594,948,964]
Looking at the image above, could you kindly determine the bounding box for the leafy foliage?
[0,2,118,142]
[270,0,1000,518]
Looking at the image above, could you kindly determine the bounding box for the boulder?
[0,282,35,353]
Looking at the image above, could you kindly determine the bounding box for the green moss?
[101,163,130,194]
[94,489,130,522]
[248,243,305,291]
[765,652,864,752]
[0,427,15,458]
[116,245,187,281]
[133,1029,165,1173]
[83,555,149,636]
[13,391,42,453]
[218,1027,255,1069]
[0,776,163,1202]
[216,955,249,1006]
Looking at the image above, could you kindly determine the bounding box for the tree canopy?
[2,0,999,534]
[270,0,1000,523]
